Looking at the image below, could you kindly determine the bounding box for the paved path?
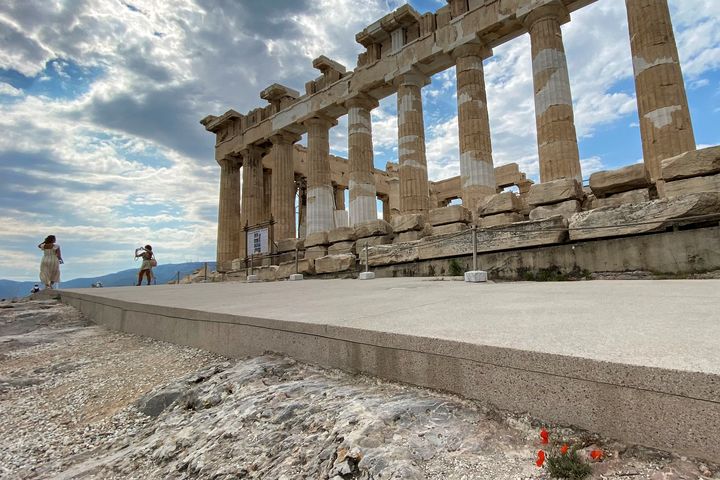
[63,278,720,375]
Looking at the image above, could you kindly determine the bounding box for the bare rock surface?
[0,299,717,480]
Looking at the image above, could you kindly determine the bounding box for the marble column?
[263,168,272,222]
[297,177,307,238]
[524,2,582,183]
[334,185,346,210]
[346,95,379,226]
[270,132,300,240]
[381,196,390,222]
[240,145,265,230]
[216,156,240,272]
[396,72,430,214]
[626,0,695,181]
[304,116,337,234]
[453,43,496,213]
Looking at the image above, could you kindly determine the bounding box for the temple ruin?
[202,0,720,280]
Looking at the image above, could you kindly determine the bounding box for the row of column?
[217,0,694,269]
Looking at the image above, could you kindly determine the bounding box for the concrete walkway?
[57,278,720,462]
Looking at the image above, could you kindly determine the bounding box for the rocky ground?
[0,298,717,480]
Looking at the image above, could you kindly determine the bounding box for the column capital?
[344,93,379,111]
[217,154,241,168]
[393,70,430,89]
[237,144,265,160]
[520,0,570,30]
[269,130,301,145]
[302,114,338,129]
[451,42,492,61]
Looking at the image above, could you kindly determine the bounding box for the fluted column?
[240,145,265,230]
[524,2,582,183]
[346,95,379,226]
[270,132,300,240]
[304,116,337,234]
[297,177,307,238]
[396,72,430,214]
[453,43,496,213]
[216,156,240,272]
[626,0,695,181]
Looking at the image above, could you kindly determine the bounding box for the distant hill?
[0,262,216,299]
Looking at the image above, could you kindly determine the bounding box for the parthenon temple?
[202,0,720,279]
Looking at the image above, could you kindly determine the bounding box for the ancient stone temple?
[202,0,719,279]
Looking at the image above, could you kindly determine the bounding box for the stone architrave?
[396,72,431,214]
[523,2,582,183]
[346,95,380,226]
[240,145,265,229]
[453,43,496,212]
[216,156,241,271]
[304,116,338,234]
[270,132,301,241]
[626,0,695,181]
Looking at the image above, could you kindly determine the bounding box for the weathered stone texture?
[397,73,430,214]
[431,222,469,236]
[664,174,720,198]
[356,235,394,250]
[255,266,278,282]
[394,230,428,243]
[391,213,427,232]
[270,134,298,241]
[347,96,378,226]
[418,216,568,260]
[569,192,720,240]
[216,157,241,271]
[527,178,583,206]
[480,192,522,216]
[591,189,650,209]
[305,246,328,260]
[328,241,356,255]
[589,164,651,197]
[277,258,315,278]
[328,227,356,243]
[305,117,336,234]
[479,212,525,228]
[429,205,472,226]
[529,200,581,221]
[661,146,720,181]
[277,238,304,253]
[305,231,329,247]
[355,220,393,238]
[315,254,356,273]
[366,242,420,266]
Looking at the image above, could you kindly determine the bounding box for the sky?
[0,0,718,282]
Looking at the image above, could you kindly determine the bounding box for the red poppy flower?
[590,449,603,461]
[536,450,546,467]
[540,429,549,444]
[560,444,569,455]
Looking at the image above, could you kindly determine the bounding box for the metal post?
[295,247,299,274]
[176,271,180,284]
[472,224,478,272]
[249,253,254,276]
[364,243,369,273]
[204,262,208,281]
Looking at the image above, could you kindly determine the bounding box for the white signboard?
[247,227,270,255]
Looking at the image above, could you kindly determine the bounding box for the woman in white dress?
[38,235,63,289]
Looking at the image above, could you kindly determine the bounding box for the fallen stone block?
[305,231,329,247]
[391,213,427,232]
[305,246,328,261]
[569,192,720,241]
[431,222,469,236]
[255,266,278,282]
[394,229,428,243]
[356,235,394,250]
[418,216,568,260]
[277,258,315,278]
[662,146,720,181]
[328,241,356,255]
[529,200,581,221]
[328,227,356,243]
[365,242,420,266]
[275,252,296,265]
[277,237,304,253]
[664,173,720,198]
[429,205,472,226]
[590,164,651,197]
[479,212,524,228]
[591,189,650,209]
[480,192,523,216]
[315,254,356,274]
[527,178,583,207]
[355,219,393,238]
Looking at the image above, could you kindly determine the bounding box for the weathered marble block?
[394,230,427,243]
[277,238,304,253]
[315,254,356,273]
[527,178,583,207]
[431,222,469,235]
[590,164,651,197]
[277,258,315,278]
[662,146,720,181]
[365,242,420,266]
[529,200,581,221]
[429,205,472,226]
[664,173,720,198]
[328,241,356,255]
[255,266,278,281]
[355,219,393,238]
[391,213,427,233]
[569,192,720,241]
[304,246,328,260]
[479,212,524,228]
[328,227,356,243]
[591,189,650,209]
[356,235,394,250]
[418,216,568,260]
[480,192,522,216]
[305,231,329,247]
